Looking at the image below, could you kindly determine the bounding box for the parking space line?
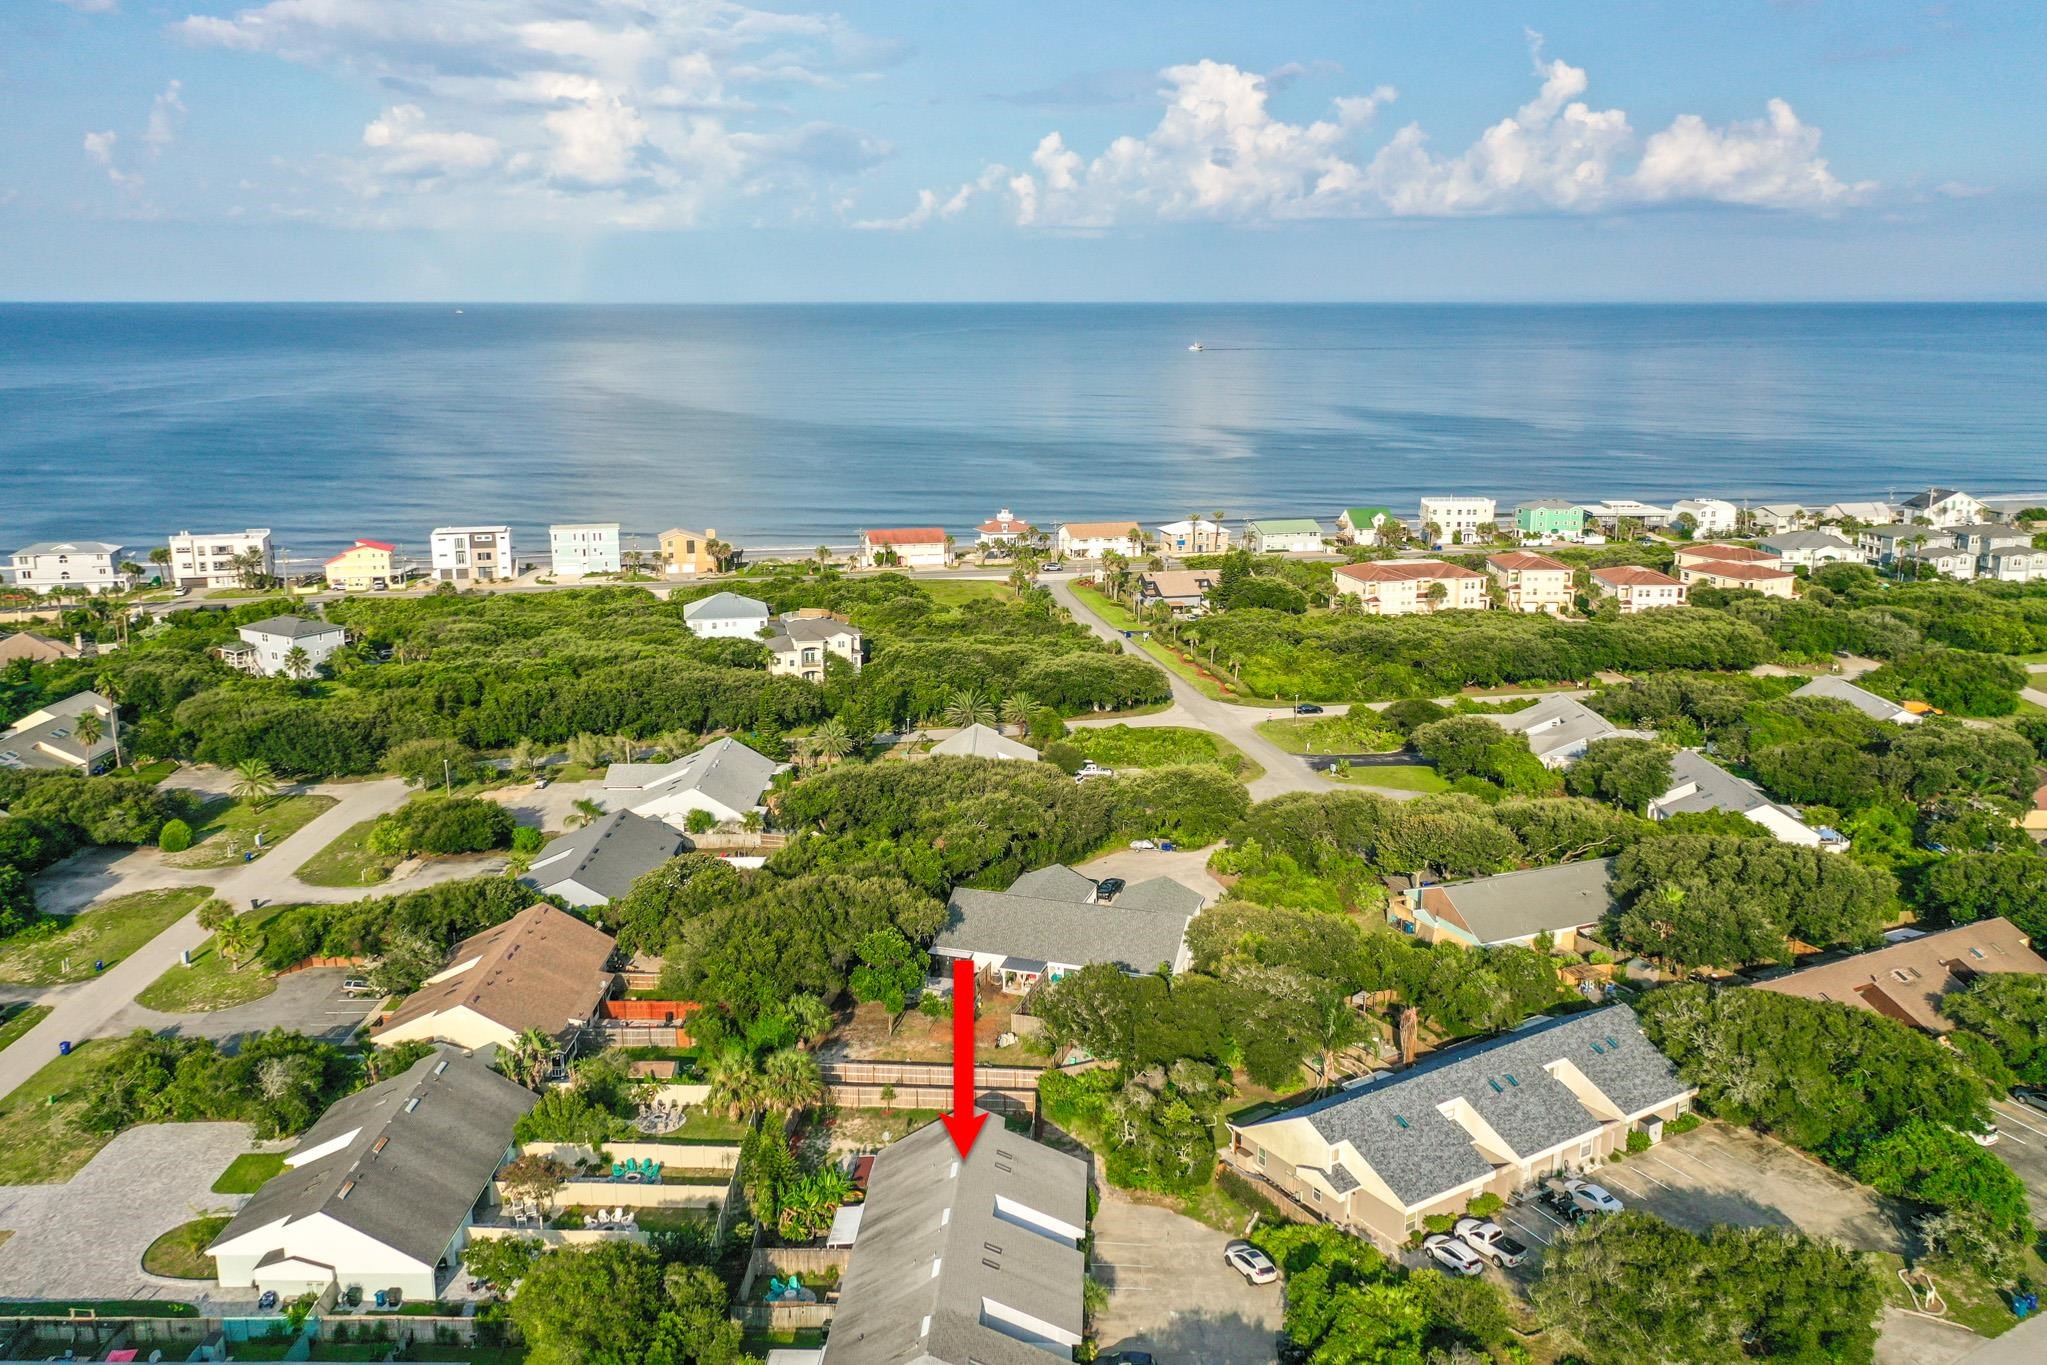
[1991,1104,2047,1141]
[1618,1163,1674,1192]
[1500,1212,1550,1246]
[1659,1146,1729,1178]
[1645,1153,1708,1184]
[1525,1202,1568,1229]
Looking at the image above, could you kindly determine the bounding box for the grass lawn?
[1064,724,1262,781]
[141,1215,232,1278]
[121,758,180,783]
[1324,762,1452,794]
[0,1003,52,1053]
[294,817,401,888]
[0,1040,116,1183]
[0,1298,197,1318]
[1872,1244,2047,1339]
[1256,712,1404,756]
[670,1111,752,1143]
[212,1150,287,1193]
[741,1328,824,1354]
[919,579,1012,606]
[133,902,294,1013]
[402,1349,528,1364]
[0,886,211,986]
[166,793,337,869]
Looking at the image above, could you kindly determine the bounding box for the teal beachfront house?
[1515,500,1585,542]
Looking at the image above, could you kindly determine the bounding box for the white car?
[1453,1217,1528,1269]
[1074,761,1115,780]
[1962,1125,2001,1147]
[1422,1234,1484,1277]
[1222,1240,1279,1285]
[1128,839,1157,850]
[1561,1179,1624,1215]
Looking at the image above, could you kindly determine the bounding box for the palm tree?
[1006,566,1031,599]
[568,797,605,828]
[567,732,605,767]
[786,994,833,1048]
[704,1044,764,1118]
[503,1027,558,1090]
[761,1048,823,1116]
[213,913,255,971]
[1423,582,1449,612]
[509,737,541,773]
[810,717,853,769]
[282,644,312,679]
[1000,696,1032,737]
[813,545,832,573]
[233,758,279,810]
[148,546,171,581]
[73,711,104,767]
[941,688,996,730]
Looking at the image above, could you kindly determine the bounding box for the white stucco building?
[7,541,132,595]
[429,526,515,582]
[1417,497,1497,545]
[165,529,274,590]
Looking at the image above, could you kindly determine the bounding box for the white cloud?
[1934,180,1992,199]
[144,80,187,154]
[176,0,894,227]
[876,38,1870,229]
[82,129,142,190]
[54,0,120,13]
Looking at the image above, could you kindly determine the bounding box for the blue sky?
[3,0,2042,301]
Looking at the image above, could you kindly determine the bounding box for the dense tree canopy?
[1610,836,1897,970]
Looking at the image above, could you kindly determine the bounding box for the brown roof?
[0,631,81,664]
[1487,552,1570,572]
[1061,520,1142,539]
[1335,559,1485,583]
[862,527,947,545]
[1141,570,1219,600]
[1591,565,1682,587]
[1689,560,1794,582]
[1750,919,2047,1033]
[375,904,616,1044]
[1675,543,1778,564]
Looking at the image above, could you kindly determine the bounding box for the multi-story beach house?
[1336,506,1397,545]
[1981,546,2047,583]
[1671,498,1738,535]
[860,527,949,569]
[1673,550,1796,598]
[1332,560,1488,615]
[227,615,347,677]
[1588,565,1686,613]
[1745,503,1810,534]
[1155,517,1231,555]
[1898,488,1987,529]
[1579,499,1674,531]
[1513,500,1585,543]
[165,529,273,590]
[1056,520,1145,560]
[975,508,1034,550]
[1417,496,1496,546]
[764,610,864,681]
[1757,530,1862,569]
[429,526,514,583]
[1821,500,1897,527]
[656,527,719,576]
[7,541,131,595]
[682,591,771,639]
[546,523,620,576]
[1486,552,1573,613]
[323,539,397,591]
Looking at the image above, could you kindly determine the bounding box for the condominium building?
[1671,499,1738,535]
[1155,517,1231,555]
[548,523,622,576]
[165,529,274,590]
[859,527,949,569]
[1514,500,1585,543]
[1417,497,1497,546]
[1588,565,1687,613]
[323,540,397,592]
[1331,560,1489,615]
[1486,551,1573,613]
[429,526,515,583]
[657,527,719,576]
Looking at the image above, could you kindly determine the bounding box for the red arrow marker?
[940,957,988,1158]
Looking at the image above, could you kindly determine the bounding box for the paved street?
[100,967,380,1050]
[1090,1188,1282,1365]
[0,777,415,1102]
[0,1122,265,1303]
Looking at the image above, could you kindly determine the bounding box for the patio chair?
[584,1213,600,1229]
[611,1160,625,1179]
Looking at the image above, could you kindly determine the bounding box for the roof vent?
[338,1178,357,1199]
[1487,1079,1503,1094]
[404,1097,421,1113]
[1504,1074,1519,1087]
[371,1137,389,1155]
[433,1060,449,1075]
[1589,1041,1605,1055]
[1605,1035,1620,1048]
[1393,1115,1409,1130]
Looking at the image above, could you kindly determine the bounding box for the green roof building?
[1338,507,1396,543]
[1515,500,1584,540]
[1245,519,1327,553]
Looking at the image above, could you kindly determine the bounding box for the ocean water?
[1,303,2043,559]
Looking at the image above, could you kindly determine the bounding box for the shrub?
[1626,1129,1651,1154]
[366,798,515,857]
[157,818,193,853]
[684,809,716,835]
[509,826,544,854]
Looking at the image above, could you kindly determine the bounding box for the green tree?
[940,687,996,730]
[847,926,927,1013]
[233,758,279,809]
[760,1047,823,1116]
[1920,853,2047,939]
[461,1235,542,1297]
[1565,737,1676,811]
[213,913,256,970]
[509,1242,668,1365]
[1944,972,2047,1083]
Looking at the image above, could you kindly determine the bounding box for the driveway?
[1076,845,1225,902]
[1985,1094,2047,1223]
[1090,1188,1282,1365]
[102,968,380,1052]
[2,777,414,1103]
[483,777,608,833]
[0,1122,264,1305]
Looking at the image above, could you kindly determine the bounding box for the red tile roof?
[1677,543,1777,564]
[324,539,396,564]
[862,528,947,545]
[1691,560,1794,582]
[978,514,1031,534]
[1590,565,1682,587]
[1335,559,1485,583]
[1487,552,1570,572]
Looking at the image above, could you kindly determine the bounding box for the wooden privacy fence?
[739,1246,851,1301]
[820,1059,1044,1091]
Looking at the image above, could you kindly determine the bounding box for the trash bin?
[58,1040,72,1056]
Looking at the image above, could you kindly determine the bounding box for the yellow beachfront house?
[324,539,396,591]
[658,527,721,576]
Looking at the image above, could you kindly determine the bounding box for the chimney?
[705,528,716,539]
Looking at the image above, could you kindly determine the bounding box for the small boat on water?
[1187,343,1204,352]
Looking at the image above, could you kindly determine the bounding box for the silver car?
[1223,1240,1279,1285]
[1422,1234,1484,1277]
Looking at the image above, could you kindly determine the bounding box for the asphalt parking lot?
[1986,1094,2047,1223]
[1089,1188,1283,1365]
[1476,1121,1910,1274]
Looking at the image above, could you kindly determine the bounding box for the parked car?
[1453,1217,1528,1268]
[1557,1178,1623,1215]
[1294,703,1324,715]
[1101,1353,1157,1365]
[1094,877,1127,901]
[256,1290,279,1312]
[1075,761,1115,780]
[2014,1088,2047,1115]
[1422,1234,1484,1277]
[1223,1240,1280,1285]
[341,978,374,996]
[1128,839,1157,850]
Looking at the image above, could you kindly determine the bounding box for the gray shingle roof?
[524,810,684,903]
[1791,675,1912,723]
[1252,1005,1690,1208]
[211,1051,536,1269]
[0,690,117,771]
[1005,864,1096,902]
[609,736,777,814]
[929,724,1039,762]
[682,591,770,623]
[1758,531,1855,554]
[1425,858,1615,945]
[1654,749,1775,818]
[10,541,123,556]
[826,1117,1088,1365]
[1111,876,1206,916]
[239,615,343,641]
[1492,694,1634,763]
[934,874,1201,975]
